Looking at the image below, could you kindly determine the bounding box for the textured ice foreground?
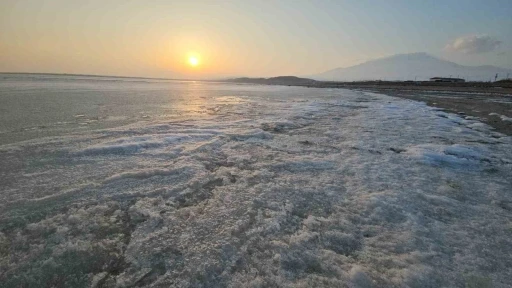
[1,89,511,287]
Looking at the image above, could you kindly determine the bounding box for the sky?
[1,0,511,79]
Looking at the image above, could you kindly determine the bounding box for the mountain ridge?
[226,76,317,85]
[311,53,512,82]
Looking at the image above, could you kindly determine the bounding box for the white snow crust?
[0,88,511,287]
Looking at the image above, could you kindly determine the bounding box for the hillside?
[227,76,317,85]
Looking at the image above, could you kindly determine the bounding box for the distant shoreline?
[304,80,512,95]
[3,72,511,93]
[224,76,512,136]
[225,76,512,95]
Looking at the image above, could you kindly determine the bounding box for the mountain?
[227,76,317,85]
[311,52,512,82]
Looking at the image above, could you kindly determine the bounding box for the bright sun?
[188,56,199,66]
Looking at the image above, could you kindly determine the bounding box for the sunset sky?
[1,0,511,79]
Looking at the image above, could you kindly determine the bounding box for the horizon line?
[0,71,315,82]
[0,71,232,82]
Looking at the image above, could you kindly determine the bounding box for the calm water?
[0,73,321,145]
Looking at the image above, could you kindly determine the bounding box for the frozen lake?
[0,74,324,145]
[1,74,511,287]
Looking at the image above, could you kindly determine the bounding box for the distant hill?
[311,52,512,82]
[227,76,317,85]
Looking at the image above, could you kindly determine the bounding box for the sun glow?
[188,56,199,66]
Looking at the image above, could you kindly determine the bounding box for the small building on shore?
[429,77,465,83]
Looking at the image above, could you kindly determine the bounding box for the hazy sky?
[1,0,511,79]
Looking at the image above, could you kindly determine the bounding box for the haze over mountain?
[311,53,512,82]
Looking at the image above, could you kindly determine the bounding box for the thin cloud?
[445,35,502,54]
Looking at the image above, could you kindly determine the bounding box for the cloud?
[445,35,502,54]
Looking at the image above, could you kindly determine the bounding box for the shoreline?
[347,85,512,136]
[237,80,512,136]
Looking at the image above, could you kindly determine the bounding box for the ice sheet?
[1,88,511,287]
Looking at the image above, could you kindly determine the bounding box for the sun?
[188,56,199,66]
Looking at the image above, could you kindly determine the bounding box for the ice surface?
[0,88,511,287]
[403,144,496,170]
